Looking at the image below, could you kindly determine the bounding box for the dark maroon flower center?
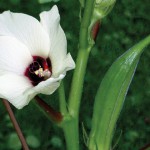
[24,56,52,86]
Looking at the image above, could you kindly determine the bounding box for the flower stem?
[62,118,79,150]
[61,0,95,150]
[140,143,150,150]
[68,48,90,116]
[2,99,29,150]
[69,0,94,121]
[35,96,63,123]
[58,81,67,115]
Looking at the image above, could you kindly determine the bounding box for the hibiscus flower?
[0,5,75,109]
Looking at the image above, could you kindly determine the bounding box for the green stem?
[61,48,90,150]
[79,0,95,49]
[68,48,90,116]
[62,118,79,150]
[61,0,95,150]
[58,82,67,115]
[69,0,94,118]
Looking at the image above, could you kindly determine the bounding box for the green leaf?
[88,35,150,150]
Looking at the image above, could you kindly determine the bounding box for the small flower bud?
[89,0,116,40]
[94,0,116,19]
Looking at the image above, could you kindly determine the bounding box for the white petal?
[0,11,50,58]
[40,5,60,43]
[0,36,32,75]
[0,73,33,109]
[60,53,75,73]
[33,74,65,95]
[40,6,75,76]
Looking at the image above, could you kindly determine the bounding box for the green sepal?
[94,0,116,19]
[88,0,116,44]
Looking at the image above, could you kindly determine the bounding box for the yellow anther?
[34,67,44,77]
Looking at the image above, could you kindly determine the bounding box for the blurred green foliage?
[0,0,149,150]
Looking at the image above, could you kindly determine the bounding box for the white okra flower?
[0,5,75,109]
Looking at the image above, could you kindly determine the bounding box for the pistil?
[24,56,52,86]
